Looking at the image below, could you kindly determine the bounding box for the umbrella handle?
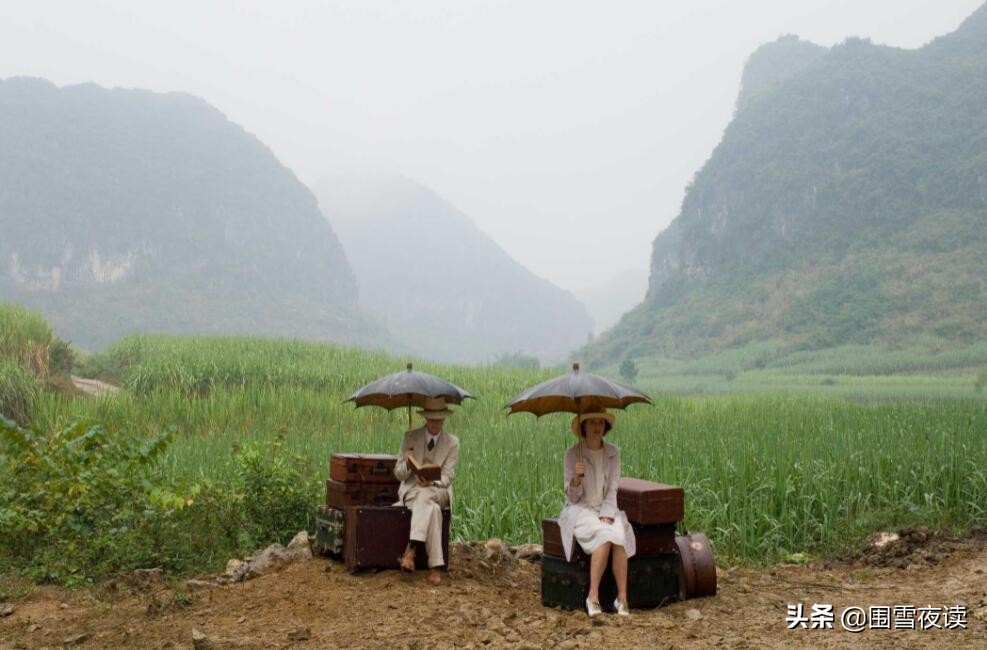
[575,395,583,462]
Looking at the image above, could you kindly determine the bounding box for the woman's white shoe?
[585,598,603,617]
[613,598,630,616]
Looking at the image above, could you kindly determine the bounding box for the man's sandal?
[399,547,415,572]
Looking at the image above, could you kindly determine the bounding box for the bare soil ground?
[1,530,984,649]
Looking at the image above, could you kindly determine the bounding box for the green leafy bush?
[0,417,188,585]
[48,339,76,376]
[233,437,315,550]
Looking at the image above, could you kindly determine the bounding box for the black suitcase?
[541,553,680,612]
[313,505,345,557]
[344,505,450,572]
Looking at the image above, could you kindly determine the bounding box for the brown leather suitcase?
[326,479,399,509]
[329,453,399,484]
[541,518,589,564]
[344,505,450,572]
[617,478,684,525]
[542,517,675,561]
[633,522,678,555]
[676,532,717,599]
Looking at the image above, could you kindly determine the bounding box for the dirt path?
[1,533,984,649]
[69,376,121,397]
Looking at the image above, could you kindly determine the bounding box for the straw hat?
[570,409,615,436]
[418,396,454,420]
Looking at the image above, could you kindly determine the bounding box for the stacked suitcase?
[313,452,450,572]
[541,478,689,612]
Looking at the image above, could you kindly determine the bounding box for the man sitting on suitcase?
[395,396,460,584]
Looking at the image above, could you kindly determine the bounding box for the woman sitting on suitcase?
[559,408,636,617]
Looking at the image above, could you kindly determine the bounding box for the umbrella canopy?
[345,363,473,411]
[506,363,651,417]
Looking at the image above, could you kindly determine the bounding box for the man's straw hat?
[418,396,454,420]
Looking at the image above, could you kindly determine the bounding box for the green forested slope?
[0,78,384,350]
[584,5,987,366]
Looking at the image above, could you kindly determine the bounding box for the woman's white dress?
[570,446,629,554]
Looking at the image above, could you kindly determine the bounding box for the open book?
[407,455,442,482]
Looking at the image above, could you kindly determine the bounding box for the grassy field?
[612,340,987,401]
[23,334,986,573]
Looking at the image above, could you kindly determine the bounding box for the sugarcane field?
[1,331,984,648]
[3,3,987,648]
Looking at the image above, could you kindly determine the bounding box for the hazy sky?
[1,1,981,292]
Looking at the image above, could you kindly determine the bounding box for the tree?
[619,358,638,383]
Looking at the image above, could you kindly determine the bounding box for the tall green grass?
[0,360,39,426]
[0,303,53,376]
[30,334,987,567]
[0,304,52,424]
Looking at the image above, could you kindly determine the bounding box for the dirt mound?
[852,527,985,569]
[2,537,985,648]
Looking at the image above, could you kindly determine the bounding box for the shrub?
[48,339,76,376]
[0,417,188,585]
[0,415,326,584]
[619,358,639,383]
[233,437,316,549]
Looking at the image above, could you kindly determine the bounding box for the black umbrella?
[345,363,474,429]
[506,363,651,417]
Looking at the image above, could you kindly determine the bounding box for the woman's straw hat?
[570,408,615,436]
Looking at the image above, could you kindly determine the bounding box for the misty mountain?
[0,77,384,350]
[577,268,648,336]
[583,4,987,365]
[313,172,593,364]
